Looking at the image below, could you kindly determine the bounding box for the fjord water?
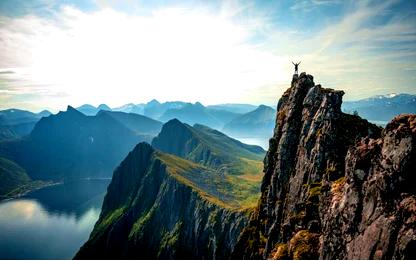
[0,179,110,259]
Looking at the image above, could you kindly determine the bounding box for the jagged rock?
[233,73,415,259]
[321,114,416,259]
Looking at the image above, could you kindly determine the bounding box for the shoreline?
[0,177,112,203]
[0,180,60,202]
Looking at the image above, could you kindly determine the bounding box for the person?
[292,61,301,74]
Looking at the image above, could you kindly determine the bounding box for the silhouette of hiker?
[292,61,301,75]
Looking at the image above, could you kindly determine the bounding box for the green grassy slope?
[152,119,266,208]
[158,152,259,209]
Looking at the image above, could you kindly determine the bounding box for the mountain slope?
[75,143,249,259]
[159,102,221,127]
[152,119,265,176]
[0,157,31,197]
[342,93,416,122]
[233,73,415,259]
[143,100,188,119]
[113,103,145,114]
[76,104,112,116]
[0,106,149,180]
[97,110,162,136]
[222,105,275,137]
[0,109,52,141]
[0,108,39,126]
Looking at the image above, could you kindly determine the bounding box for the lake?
[0,179,110,259]
[232,136,270,150]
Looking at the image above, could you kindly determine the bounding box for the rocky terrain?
[75,143,250,259]
[233,73,415,259]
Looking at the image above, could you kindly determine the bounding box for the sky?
[0,0,415,112]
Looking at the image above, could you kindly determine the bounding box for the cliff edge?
[233,73,415,259]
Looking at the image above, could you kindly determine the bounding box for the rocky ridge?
[75,143,249,259]
[233,73,415,259]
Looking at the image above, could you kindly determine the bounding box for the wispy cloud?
[0,0,415,111]
[291,0,342,12]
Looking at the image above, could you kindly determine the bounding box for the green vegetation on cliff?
[76,142,251,259]
[152,119,266,207]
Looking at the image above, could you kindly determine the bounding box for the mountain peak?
[147,99,160,106]
[97,104,111,111]
[38,110,52,117]
[164,118,184,126]
[256,104,273,111]
[194,101,204,108]
[66,105,82,114]
[233,73,391,259]
[130,142,154,159]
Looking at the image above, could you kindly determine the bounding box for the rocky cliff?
[75,143,249,259]
[233,73,415,259]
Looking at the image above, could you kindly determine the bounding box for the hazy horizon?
[1,0,416,112]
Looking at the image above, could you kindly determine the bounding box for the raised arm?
[292,61,295,65]
[298,61,301,65]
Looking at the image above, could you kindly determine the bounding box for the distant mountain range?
[342,93,416,123]
[222,105,275,138]
[0,106,162,181]
[76,104,112,116]
[1,93,414,146]
[159,102,242,129]
[0,109,51,141]
[206,103,257,114]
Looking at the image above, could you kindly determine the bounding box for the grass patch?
[93,206,125,237]
[157,152,262,210]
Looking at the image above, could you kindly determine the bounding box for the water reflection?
[0,179,110,259]
[232,136,270,150]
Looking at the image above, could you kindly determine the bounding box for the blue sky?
[0,0,415,112]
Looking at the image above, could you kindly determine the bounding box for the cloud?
[258,0,416,100]
[0,70,14,74]
[291,0,342,12]
[0,3,285,111]
[0,0,415,111]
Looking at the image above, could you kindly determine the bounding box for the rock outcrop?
[233,73,415,259]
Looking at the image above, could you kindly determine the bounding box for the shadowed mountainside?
[222,104,275,138]
[0,109,52,141]
[75,143,251,259]
[0,106,155,180]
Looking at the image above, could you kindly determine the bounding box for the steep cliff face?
[75,143,249,259]
[320,114,416,259]
[231,73,415,259]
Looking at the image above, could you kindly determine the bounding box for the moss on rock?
[288,230,320,260]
